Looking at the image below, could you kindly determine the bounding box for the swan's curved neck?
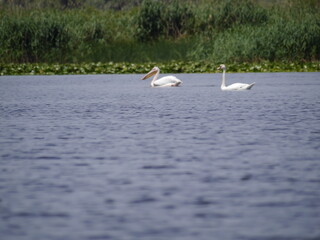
[151,69,159,87]
[221,69,226,88]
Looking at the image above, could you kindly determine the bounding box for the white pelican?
[141,66,182,87]
[217,64,255,91]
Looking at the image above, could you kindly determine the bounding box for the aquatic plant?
[1,61,319,76]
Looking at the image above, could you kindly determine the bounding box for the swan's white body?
[141,67,182,87]
[217,64,255,91]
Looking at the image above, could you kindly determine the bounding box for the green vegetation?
[1,61,319,75]
[0,0,319,74]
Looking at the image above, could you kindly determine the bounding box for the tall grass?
[0,8,136,63]
[190,2,320,62]
[135,0,194,41]
[0,0,319,63]
[0,11,70,62]
[213,0,269,30]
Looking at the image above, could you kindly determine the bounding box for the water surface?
[1,72,320,240]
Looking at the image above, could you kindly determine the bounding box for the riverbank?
[1,61,319,75]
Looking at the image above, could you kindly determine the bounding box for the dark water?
[1,72,320,240]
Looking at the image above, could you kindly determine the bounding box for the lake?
[0,72,320,240]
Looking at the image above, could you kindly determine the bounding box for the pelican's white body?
[218,64,255,91]
[141,67,182,87]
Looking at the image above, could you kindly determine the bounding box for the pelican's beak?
[141,68,157,80]
[217,66,221,70]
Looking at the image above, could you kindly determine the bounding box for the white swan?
[217,64,255,91]
[141,66,182,87]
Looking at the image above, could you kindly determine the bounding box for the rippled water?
[1,72,320,240]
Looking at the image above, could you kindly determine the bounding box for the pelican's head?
[217,64,226,71]
[141,66,159,80]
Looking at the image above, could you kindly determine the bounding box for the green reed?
[0,8,136,63]
[0,0,319,65]
[191,4,320,63]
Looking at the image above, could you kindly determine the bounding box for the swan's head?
[217,64,226,71]
[141,66,159,80]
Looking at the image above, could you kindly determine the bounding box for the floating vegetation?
[1,61,319,76]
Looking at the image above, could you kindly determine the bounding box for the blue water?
[0,72,320,240]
